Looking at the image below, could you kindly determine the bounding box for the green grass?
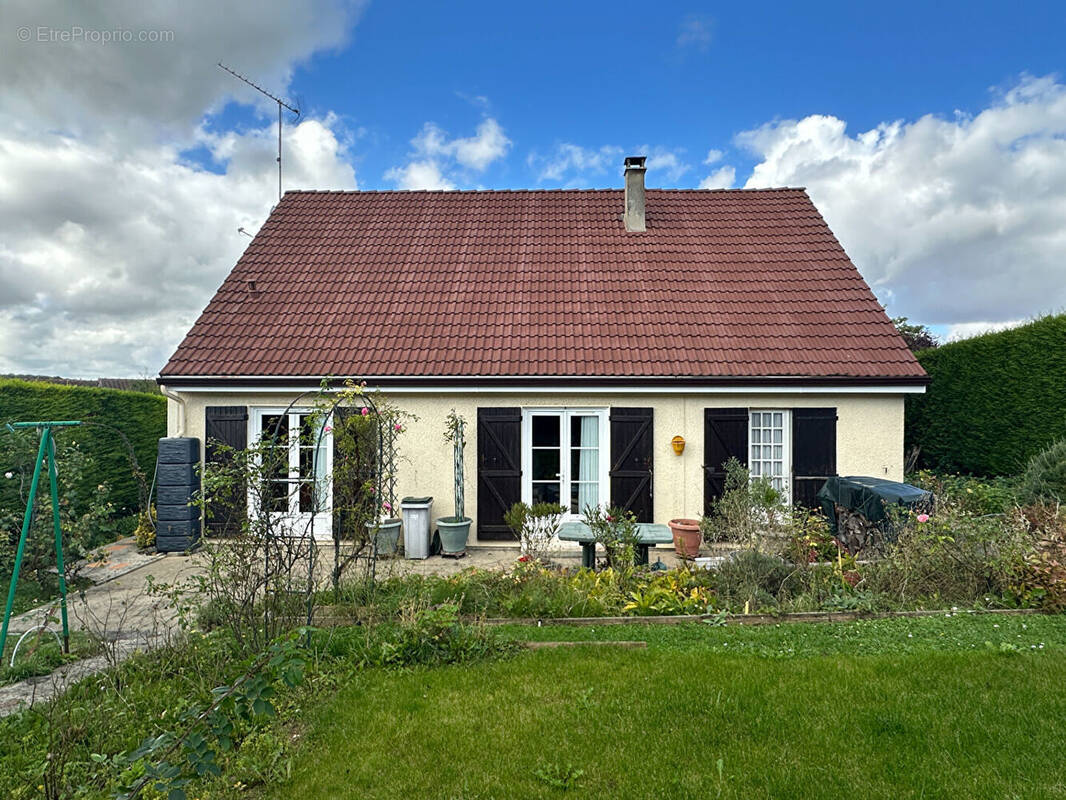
[264,614,1066,800]
[0,630,99,685]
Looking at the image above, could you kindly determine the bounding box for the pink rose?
[383,501,392,512]
[323,425,332,433]
[360,407,369,416]
[917,513,930,523]
[394,422,402,432]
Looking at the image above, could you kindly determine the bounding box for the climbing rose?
[323,425,332,433]
[917,513,930,523]
[361,407,369,416]
[394,422,402,432]
[383,501,392,512]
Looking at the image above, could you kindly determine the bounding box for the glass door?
[523,408,608,519]
[254,409,332,538]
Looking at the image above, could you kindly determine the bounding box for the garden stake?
[0,421,81,657]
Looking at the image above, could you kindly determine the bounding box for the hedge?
[905,314,1066,476]
[0,379,166,514]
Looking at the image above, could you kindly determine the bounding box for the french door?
[521,408,608,518]
[251,408,332,539]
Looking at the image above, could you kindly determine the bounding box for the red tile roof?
[160,188,926,382]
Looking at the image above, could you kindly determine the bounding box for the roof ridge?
[282,187,808,196]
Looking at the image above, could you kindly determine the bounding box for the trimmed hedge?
[906,314,1066,476]
[0,379,166,513]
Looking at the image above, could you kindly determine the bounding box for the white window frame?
[748,408,792,503]
[521,407,609,520]
[248,407,333,540]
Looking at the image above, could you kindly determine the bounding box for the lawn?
[264,614,1066,800]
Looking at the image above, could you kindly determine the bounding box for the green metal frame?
[0,421,81,657]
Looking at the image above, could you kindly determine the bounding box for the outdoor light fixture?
[671,435,685,455]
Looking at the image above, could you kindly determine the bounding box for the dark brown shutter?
[204,406,248,536]
[703,408,748,514]
[477,408,521,540]
[609,408,654,522]
[792,407,837,509]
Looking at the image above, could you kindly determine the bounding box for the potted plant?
[368,500,402,556]
[668,518,702,559]
[436,409,471,556]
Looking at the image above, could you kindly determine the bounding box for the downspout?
[159,384,187,437]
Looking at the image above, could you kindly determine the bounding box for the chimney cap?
[624,155,647,170]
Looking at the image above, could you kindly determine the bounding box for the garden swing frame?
[0,420,81,658]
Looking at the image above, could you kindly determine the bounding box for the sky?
[1,0,1065,378]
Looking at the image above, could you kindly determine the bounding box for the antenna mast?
[218,62,300,203]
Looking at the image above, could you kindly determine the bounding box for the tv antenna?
[218,62,300,203]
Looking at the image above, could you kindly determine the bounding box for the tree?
[892,317,939,353]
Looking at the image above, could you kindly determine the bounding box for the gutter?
[158,383,187,437]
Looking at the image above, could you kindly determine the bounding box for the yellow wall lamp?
[671,435,686,456]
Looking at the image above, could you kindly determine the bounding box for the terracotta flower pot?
[669,518,702,559]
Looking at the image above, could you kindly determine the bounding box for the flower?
[517,555,531,563]
[3,472,12,479]
[916,513,930,523]
[323,425,333,433]
[382,501,392,512]
[394,422,402,432]
[360,407,369,416]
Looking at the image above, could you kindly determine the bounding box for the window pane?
[266,479,289,513]
[773,445,782,459]
[773,412,783,426]
[763,445,772,459]
[532,449,560,480]
[752,429,761,444]
[532,482,560,505]
[773,429,782,444]
[751,446,759,461]
[570,415,599,448]
[751,462,761,475]
[299,480,314,512]
[570,482,599,514]
[773,462,782,476]
[532,415,560,447]
[750,413,759,426]
[571,449,598,480]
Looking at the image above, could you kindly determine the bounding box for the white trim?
[169,383,925,395]
[248,407,333,541]
[520,407,609,520]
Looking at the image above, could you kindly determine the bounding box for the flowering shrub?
[504,501,564,562]
[583,505,641,568]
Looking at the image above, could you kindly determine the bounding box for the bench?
[557,522,673,569]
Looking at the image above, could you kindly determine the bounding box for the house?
[158,156,927,544]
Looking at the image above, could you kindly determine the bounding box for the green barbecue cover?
[817,476,933,538]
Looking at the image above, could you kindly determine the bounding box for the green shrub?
[908,470,1017,515]
[0,379,164,514]
[1016,437,1066,504]
[906,314,1066,476]
[700,458,787,545]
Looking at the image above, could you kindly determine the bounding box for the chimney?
[623,155,647,232]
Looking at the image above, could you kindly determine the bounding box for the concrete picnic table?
[557,521,673,569]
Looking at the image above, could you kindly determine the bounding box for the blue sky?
[205,0,1066,190]
[2,0,1065,376]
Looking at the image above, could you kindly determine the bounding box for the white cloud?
[677,14,713,53]
[641,146,692,183]
[385,117,510,189]
[383,160,456,191]
[703,149,724,165]
[943,319,1027,342]
[737,75,1066,326]
[698,165,736,189]
[531,143,694,187]
[0,119,356,377]
[0,1,363,377]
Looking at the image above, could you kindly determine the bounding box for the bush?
[908,470,1016,515]
[700,458,787,545]
[906,314,1066,476]
[504,501,564,561]
[0,379,164,514]
[1016,437,1066,505]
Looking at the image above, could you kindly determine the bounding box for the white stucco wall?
[163,387,906,545]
